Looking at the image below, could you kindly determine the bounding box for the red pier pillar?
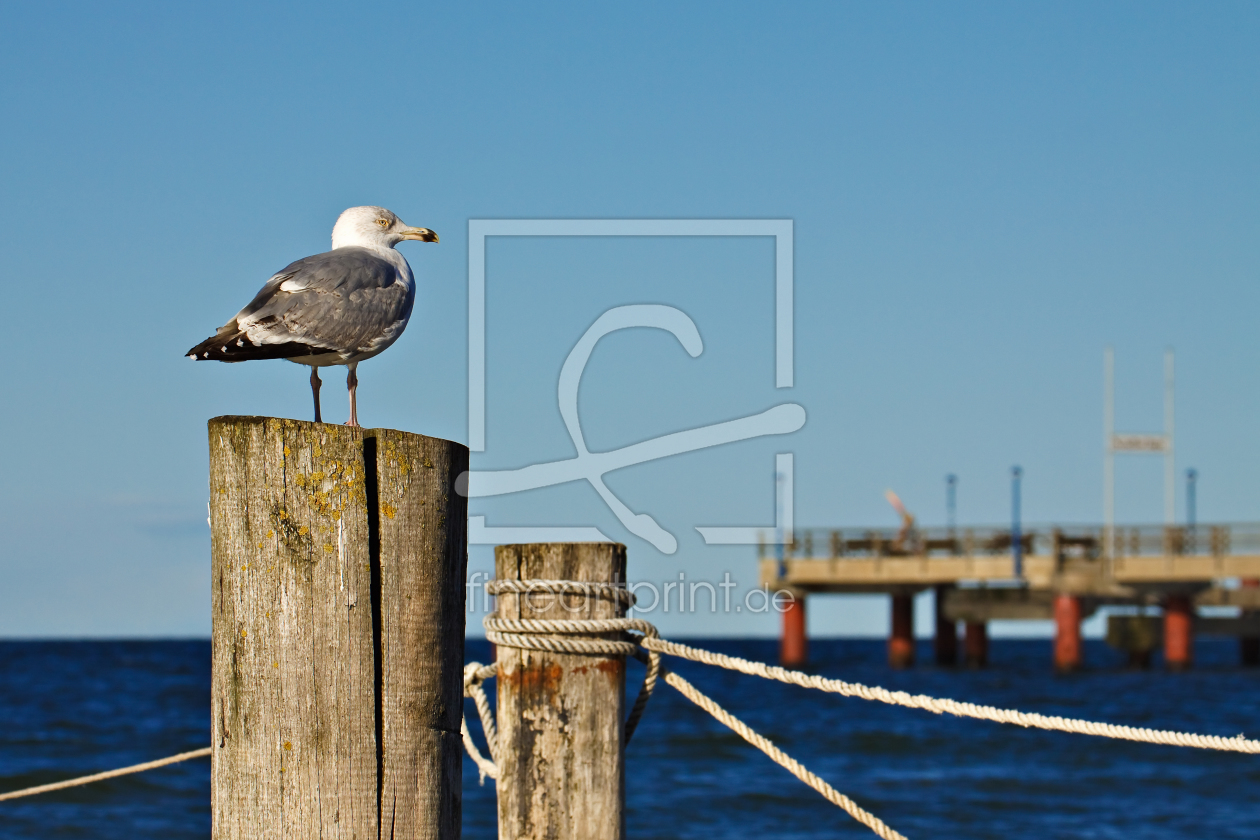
[964,622,988,668]
[1164,593,1194,671]
[1053,594,1082,673]
[934,586,958,666]
[780,591,807,667]
[889,592,915,668]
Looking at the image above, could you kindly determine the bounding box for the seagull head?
[331,205,439,250]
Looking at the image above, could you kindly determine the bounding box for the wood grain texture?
[209,417,467,840]
[375,430,469,839]
[494,543,627,840]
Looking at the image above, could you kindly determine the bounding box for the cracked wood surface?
[209,416,467,839]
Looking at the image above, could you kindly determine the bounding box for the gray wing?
[188,247,414,362]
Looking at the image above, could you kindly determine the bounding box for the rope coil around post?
[460,579,663,785]
[467,578,902,839]
[485,578,662,741]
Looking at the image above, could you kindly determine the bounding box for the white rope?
[642,637,1260,755]
[663,667,907,840]
[462,662,500,783]
[464,582,661,782]
[0,747,212,802]
[483,579,662,744]
[484,616,646,656]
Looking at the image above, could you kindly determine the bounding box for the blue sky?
[0,2,1256,638]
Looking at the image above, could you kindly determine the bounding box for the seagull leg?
[346,363,359,427]
[310,367,323,423]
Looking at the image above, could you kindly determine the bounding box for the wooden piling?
[208,416,468,840]
[494,543,627,840]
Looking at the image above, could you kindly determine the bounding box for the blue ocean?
[1,638,1256,839]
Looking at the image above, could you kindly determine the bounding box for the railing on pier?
[758,523,1260,560]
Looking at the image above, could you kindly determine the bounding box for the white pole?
[1104,347,1115,562]
[1164,347,1175,526]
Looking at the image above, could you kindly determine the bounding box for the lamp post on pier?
[936,473,961,666]
[1186,468,1197,550]
[1011,466,1023,581]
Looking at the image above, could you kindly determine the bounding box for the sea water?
[1,638,1257,839]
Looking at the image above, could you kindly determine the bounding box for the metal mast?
[1103,346,1176,560]
[1104,347,1115,560]
[1186,468,1198,550]
[1164,348,1175,526]
[1011,466,1023,579]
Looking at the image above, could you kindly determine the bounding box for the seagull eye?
[375,218,390,229]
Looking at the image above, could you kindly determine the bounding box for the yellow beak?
[400,227,439,243]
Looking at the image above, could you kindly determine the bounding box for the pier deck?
[761,553,1260,592]
[758,523,1260,669]
[760,522,1260,593]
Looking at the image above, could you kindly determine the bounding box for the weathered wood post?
[208,416,468,839]
[494,543,627,840]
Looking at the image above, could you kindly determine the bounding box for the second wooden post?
[494,542,628,840]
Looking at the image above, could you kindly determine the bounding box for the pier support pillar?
[1164,593,1194,671]
[933,586,957,666]
[1053,594,1082,673]
[963,622,988,668]
[1128,648,1152,669]
[1241,579,1259,667]
[888,592,915,669]
[780,590,808,667]
[1241,636,1259,667]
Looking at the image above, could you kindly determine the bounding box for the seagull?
[187,206,437,426]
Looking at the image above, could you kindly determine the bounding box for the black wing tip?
[186,332,327,363]
[186,336,218,361]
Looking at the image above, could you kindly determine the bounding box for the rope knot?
[461,578,663,784]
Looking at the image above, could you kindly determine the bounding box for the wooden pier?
[760,523,1260,670]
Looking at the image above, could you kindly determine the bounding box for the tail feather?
[186,322,324,362]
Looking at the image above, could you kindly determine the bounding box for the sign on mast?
[1103,347,1175,560]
